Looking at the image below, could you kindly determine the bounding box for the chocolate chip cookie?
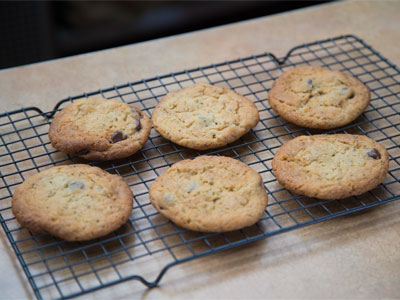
[152,83,259,150]
[149,156,268,232]
[49,97,151,160]
[268,66,370,129]
[272,134,389,199]
[12,164,133,241]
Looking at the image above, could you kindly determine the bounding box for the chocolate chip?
[110,130,127,143]
[342,87,355,99]
[367,148,381,159]
[76,149,89,155]
[68,181,84,189]
[135,119,141,131]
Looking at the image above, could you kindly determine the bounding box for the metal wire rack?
[1,34,400,299]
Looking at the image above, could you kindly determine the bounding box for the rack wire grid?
[1,34,400,299]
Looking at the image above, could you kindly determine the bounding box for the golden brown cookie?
[272,134,389,199]
[152,83,259,150]
[12,164,133,241]
[49,97,151,160]
[268,66,370,129]
[149,156,268,232]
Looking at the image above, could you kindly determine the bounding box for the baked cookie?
[268,66,370,129]
[49,97,151,160]
[272,134,389,199]
[149,156,268,232]
[12,164,133,241]
[152,83,259,150]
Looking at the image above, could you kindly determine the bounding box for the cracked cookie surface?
[12,164,133,241]
[149,156,268,232]
[49,97,151,160]
[272,134,389,199]
[268,66,370,129]
[152,83,259,150]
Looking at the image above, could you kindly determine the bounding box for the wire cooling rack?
[1,34,400,299]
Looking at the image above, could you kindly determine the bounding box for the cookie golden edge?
[149,156,268,232]
[11,164,133,241]
[152,83,260,150]
[49,97,152,160]
[268,66,371,129]
[272,134,389,199]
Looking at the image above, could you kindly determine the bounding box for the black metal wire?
[1,34,400,300]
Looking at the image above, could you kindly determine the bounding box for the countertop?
[1,0,400,299]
